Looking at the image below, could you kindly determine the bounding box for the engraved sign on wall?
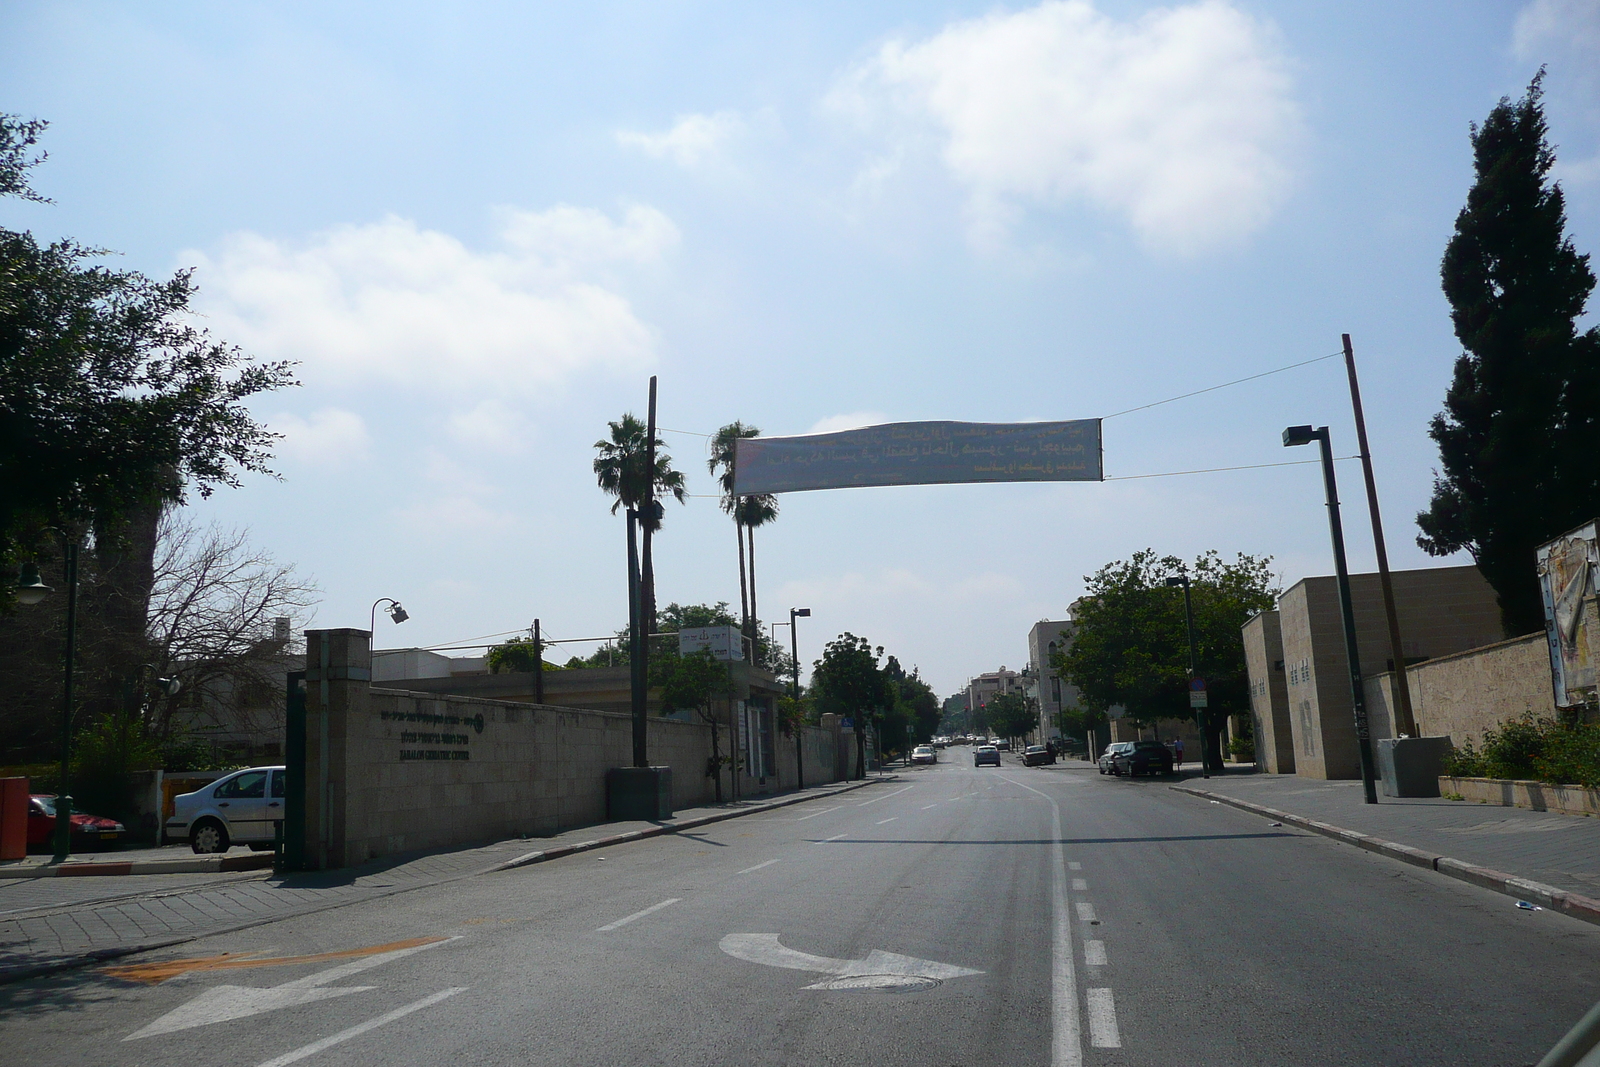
[382,708,483,761]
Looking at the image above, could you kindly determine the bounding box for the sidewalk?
[1171,770,1600,923]
[0,776,886,984]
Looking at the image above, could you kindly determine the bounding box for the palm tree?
[594,413,687,636]
[709,423,779,662]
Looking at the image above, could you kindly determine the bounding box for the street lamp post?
[368,597,410,645]
[1164,574,1209,779]
[789,608,809,788]
[1284,424,1378,804]
[16,546,77,861]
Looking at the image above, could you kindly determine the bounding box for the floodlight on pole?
[1283,424,1378,804]
[789,606,810,789]
[369,598,410,648]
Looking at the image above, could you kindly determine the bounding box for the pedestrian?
[1174,737,1185,770]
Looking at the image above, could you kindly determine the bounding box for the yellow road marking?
[102,937,448,984]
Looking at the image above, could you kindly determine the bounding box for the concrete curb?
[0,776,896,986]
[1172,784,1600,928]
[488,776,892,873]
[0,853,274,879]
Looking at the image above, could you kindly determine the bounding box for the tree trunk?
[856,716,867,780]
[746,526,758,666]
[735,520,750,657]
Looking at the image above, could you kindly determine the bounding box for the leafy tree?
[592,413,687,636]
[659,648,740,802]
[1056,550,1276,773]
[810,633,889,779]
[986,691,1037,744]
[0,115,297,589]
[486,636,564,675]
[1417,72,1600,636]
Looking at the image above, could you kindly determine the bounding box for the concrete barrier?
[1438,775,1600,816]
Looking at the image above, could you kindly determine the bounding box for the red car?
[27,795,126,850]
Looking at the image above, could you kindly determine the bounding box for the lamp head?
[1164,576,1187,588]
[388,603,410,624]
[15,562,50,606]
[1282,425,1317,447]
[793,607,811,618]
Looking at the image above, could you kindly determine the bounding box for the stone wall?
[300,628,850,869]
[1362,632,1556,753]
[1243,610,1294,773]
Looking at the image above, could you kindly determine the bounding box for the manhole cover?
[816,974,940,994]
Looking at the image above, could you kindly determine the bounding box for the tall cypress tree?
[1418,72,1600,637]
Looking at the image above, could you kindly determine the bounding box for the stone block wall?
[1362,632,1555,753]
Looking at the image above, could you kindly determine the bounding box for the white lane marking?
[719,934,983,987]
[920,803,940,810]
[595,898,680,932]
[815,833,847,843]
[875,817,898,825]
[857,785,916,806]
[254,988,467,1067]
[1084,940,1108,967]
[1075,902,1097,923]
[794,806,841,821]
[737,859,780,875]
[1072,878,1088,891]
[126,939,458,1039]
[994,772,1081,1067]
[1086,988,1121,1048]
[1068,862,1082,871]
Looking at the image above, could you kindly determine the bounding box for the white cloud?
[616,111,745,167]
[394,453,517,542]
[187,204,677,394]
[830,0,1300,255]
[445,399,530,454]
[271,407,370,465]
[807,411,892,435]
[1514,0,1600,59]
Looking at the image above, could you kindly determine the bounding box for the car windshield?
[1133,741,1166,750]
[33,796,55,816]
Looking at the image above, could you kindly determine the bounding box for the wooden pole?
[1343,334,1418,738]
[533,618,544,705]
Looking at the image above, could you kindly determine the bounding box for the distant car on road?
[993,739,1011,752]
[1098,742,1135,775]
[973,745,1001,767]
[27,795,125,850]
[911,745,937,765]
[166,766,287,854]
[1022,744,1055,767]
[1112,740,1175,777]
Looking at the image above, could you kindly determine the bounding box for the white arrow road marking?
[125,939,458,1040]
[719,934,983,989]
[254,987,467,1067]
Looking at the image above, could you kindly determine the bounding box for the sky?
[4,1,1599,698]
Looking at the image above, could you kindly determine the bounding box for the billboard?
[1537,519,1600,707]
[678,625,743,662]
[732,419,1102,495]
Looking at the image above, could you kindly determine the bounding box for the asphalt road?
[5,760,1600,1066]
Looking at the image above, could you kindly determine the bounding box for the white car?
[910,745,937,765]
[166,766,287,854]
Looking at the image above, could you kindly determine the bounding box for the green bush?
[1442,714,1600,789]
[1228,736,1255,760]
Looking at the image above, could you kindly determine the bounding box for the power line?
[1104,455,1358,481]
[1100,351,1343,420]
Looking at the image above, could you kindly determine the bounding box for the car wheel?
[190,819,229,855]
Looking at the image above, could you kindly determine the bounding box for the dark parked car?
[1022,744,1055,766]
[1112,740,1176,777]
[974,745,1001,767]
[27,795,126,850]
[1097,742,1135,775]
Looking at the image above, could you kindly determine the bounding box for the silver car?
[166,766,287,853]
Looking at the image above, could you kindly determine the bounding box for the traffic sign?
[1189,677,1208,708]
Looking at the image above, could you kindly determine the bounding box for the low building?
[1026,619,1079,742]
[1258,563,1502,779]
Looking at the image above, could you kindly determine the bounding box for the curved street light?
[369,597,410,652]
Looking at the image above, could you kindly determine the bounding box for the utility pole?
[53,541,78,863]
[790,607,810,790]
[1166,574,1209,778]
[533,618,544,705]
[1342,334,1417,737]
[627,508,646,768]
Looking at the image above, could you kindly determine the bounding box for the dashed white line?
[1084,940,1108,967]
[920,803,940,810]
[1072,878,1088,891]
[794,806,840,821]
[737,860,780,875]
[595,898,680,932]
[856,785,916,806]
[1068,862,1082,871]
[254,988,467,1067]
[815,833,848,844]
[875,817,898,825]
[1086,988,1121,1048]
[1074,902,1097,923]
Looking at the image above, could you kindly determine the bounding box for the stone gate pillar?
[303,628,371,870]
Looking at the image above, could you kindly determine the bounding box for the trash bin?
[0,778,28,861]
[1377,737,1454,798]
